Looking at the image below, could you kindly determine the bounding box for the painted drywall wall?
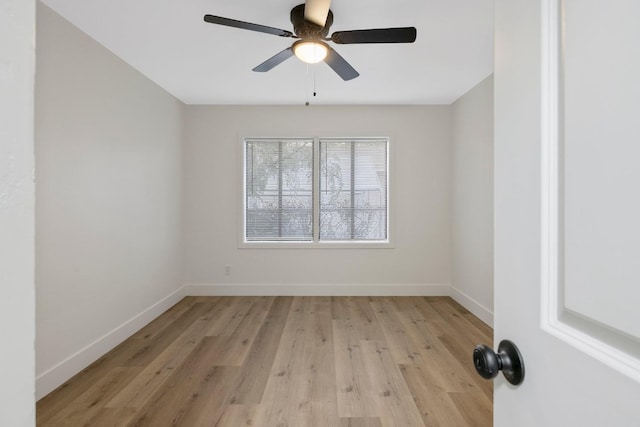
[35,4,184,397]
[183,105,452,290]
[450,75,494,325]
[0,1,36,424]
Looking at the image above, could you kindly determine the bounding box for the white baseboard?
[35,286,185,400]
[184,282,451,297]
[449,286,494,327]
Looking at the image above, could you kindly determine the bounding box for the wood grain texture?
[37,296,493,426]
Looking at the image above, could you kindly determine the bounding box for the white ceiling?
[41,0,494,105]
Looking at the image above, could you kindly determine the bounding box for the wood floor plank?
[360,340,426,427]
[182,366,242,426]
[122,301,217,368]
[392,302,479,393]
[370,297,427,366]
[395,297,493,400]
[84,407,137,427]
[215,404,264,427]
[259,296,314,426]
[331,295,385,420]
[37,296,493,427]
[331,295,355,320]
[105,303,224,409]
[124,338,241,426]
[448,391,493,427]
[39,367,141,427]
[429,297,492,344]
[128,297,214,342]
[333,319,380,418]
[332,297,386,341]
[203,296,275,366]
[122,337,218,426]
[399,363,470,427]
[332,296,377,322]
[260,296,339,426]
[307,296,338,403]
[228,296,294,405]
[204,296,257,337]
[340,417,384,427]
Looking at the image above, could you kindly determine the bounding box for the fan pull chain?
[304,65,320,106]
[305,63,310,106]
[313,69,317,97]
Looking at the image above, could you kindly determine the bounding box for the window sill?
[238,240,394,249]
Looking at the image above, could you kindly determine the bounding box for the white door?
[493,0,640,425]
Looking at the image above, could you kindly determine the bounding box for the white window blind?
[245,138,313,241]
[243,137,389,244]
[319,138,388,241]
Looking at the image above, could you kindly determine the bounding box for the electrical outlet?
[224,266,231,276]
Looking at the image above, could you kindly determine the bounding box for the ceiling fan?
[203,0,417,81]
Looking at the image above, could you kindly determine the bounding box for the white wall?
[35,4,184,398]
[450,75,494,325]
[0,0,36,425]
[183,105,452,293]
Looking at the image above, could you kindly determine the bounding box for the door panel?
[562,0,640,340]
[494,0,640,425]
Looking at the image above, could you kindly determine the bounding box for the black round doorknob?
[473,339,525,385]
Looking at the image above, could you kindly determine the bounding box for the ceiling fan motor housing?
[290,4,333,39]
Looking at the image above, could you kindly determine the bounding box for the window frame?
[238,136,394,249]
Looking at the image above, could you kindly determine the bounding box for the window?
[243,137,389,246]
[319,139,388,241]
[245,139,313,241]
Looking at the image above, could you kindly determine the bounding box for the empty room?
[2,0,640,426]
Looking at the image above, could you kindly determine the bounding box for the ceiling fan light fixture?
[293,40,328,64]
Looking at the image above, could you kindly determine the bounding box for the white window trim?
[237,136,395,249]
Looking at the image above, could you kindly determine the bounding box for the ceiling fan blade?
[324,47,359,81]
[304,0,331,27]
[331,27,417,44]
[252,48,295,72]
[204,15,294,38]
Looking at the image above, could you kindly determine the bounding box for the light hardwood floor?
[37,296,493,426]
